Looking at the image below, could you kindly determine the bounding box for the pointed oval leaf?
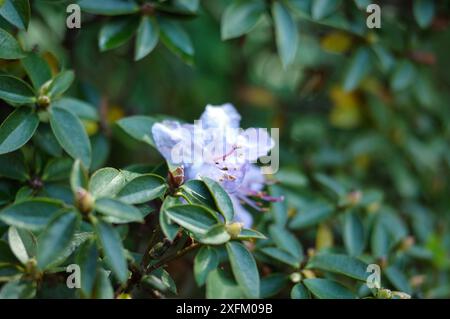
[0,75,35,105]
[134,16,159,61]
[221,0,265,40]
[303,278,355,299]
[272,1,299,68]
[47,70,75,98]
[37,210,80,269]
[94,220,128,283]
[78,0,140,15]
[159,18,194,64]
[413,0,435,28]
[89,167,126,198]
[291,283,311,299]
[306,253,368,281]
[165,204,219,235]
[343,211,365,256]
[0,27,25,59]
[194,246,218,286]
[21,52,52,90]
[0,107,39,155]
[0,0,30,30]
[49,106,91,168]
[343,47,372,91]
[116,115,156,146]
[95,198,143,224]
[99,17,138,52]
[8,227,36,264]
[202,177,234,222]
[117,174,167,204]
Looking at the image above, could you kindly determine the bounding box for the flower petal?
[199,103,241,129]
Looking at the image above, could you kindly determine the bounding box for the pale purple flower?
[152,103,280,227]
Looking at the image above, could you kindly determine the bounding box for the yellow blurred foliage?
[107,105,125,123]
[329,86,363,129]
[320,31,353,54]
[83,120,99,136]
[316,223,334,250]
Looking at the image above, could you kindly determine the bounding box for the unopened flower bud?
[225,222,243,239]
[37,95,51,108]
[300,269,316,279]
[290,272,302,283]
[376,288,393,299]
[39,80,51,96]
[346,190,362,207]
[117,293,132,299]
[76,188,94,214]
[168,166,185,190]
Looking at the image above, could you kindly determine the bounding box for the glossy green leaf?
[70,159,88,193]
[0,75,35,105]
[260,273,288,298]
[390,60,416,91]
[303,278,355,299]
[221,0,265,40]
[272,1,298,68]
[226,241,260,298]
[42,157,73,182]
[269,224,303,260]
[37,210,80,269]
[180,180,216,208]
[159,196,181,241]
[32,124,63,157]
[49,106,91,168]
[0,27,25,59]
[47,70,75,98]
[0,0,30,30]
[51,98,99,121]
[202,177,234,222]
[7,227,35,264]
[95,197,143,224]
[159,18,194,64]
[93,269,114,299]
[75,238,98,297]
[116,115,156,146]
[237,228,267,240]
[307,253,368,281]
[99,17,138,52]
[134,16,159,61]
[0,151,28,181]
[0,107,39,155]
[117,174,167,204]
[197,224,231,245]
[260,246,300,268]
[89,168,126,198]
[78,0,139,15]
[94,220,128,283]
[291,283,311,299]
[21,52,52,90]
[194,246,218,286]
[206,269,245,299]
[0,198,63,231]
[165,204,218,235]
[0,279,35,299]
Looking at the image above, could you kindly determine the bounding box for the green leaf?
[0,75,35,105]
[0,151,28,181]
[89,168,126,198]
[32,124,63,157]
[99,17,138,52]
[371,213,390,258]
[143,269,177,295]
[237,228,267,240]
[343,211,365,256]
[0,198,63,231]
[303,278,355,299]
[116,115,156,146]
[269,224,303,260]
[221,0,265,40]
[194,246,218,286]
[272,1,298,68]
[343,47,372,91]
[159,18,194,64]
[8,226,35,264]
[95,198,143,224]
[51,98,99,121]
[0,0,30,30]
[159,196,181,241]
[70,159,88,192]
[0,27,25,59]
[206,268,245,299]
[47,70,75,98]
[291,283,311,299]
[21,52,52,90]
[413,0,435,28]
[78,0,140,15]
[260,273,288,298]
[202,177,234,223]
[93,269,114,299]
[0,279,35,299]
[165,204,219,235]
[42,157,73,182]
[260,246,300,268]
[0,107,39,155]
[117,174,167,204]
[180,180,216,208]
[307,253,368,281]
[226,241,260,298]
[0,239,18,264]
[197,224,231,245]
[94,220,128,283]
[49,106,91,168]
[311,0,341,20]
[36,210,80,269]
[289,201,334,230]
[390,60,416,91]
[134,16,159,61]
[385,265,412,295]
[75,239,98,297]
